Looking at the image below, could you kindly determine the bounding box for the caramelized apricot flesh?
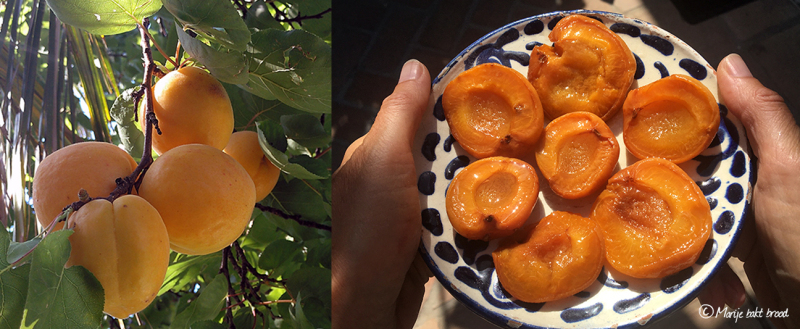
[443,63,544,159]
[623,74,720,164]
[446,157,539,241]
[492,211,605,303]
[527,14,636,121]
[535,111,619,199]
[590,157,711,278]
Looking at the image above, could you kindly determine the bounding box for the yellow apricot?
[32,142,137,230]
[137,144,256,255]
[66,195,169,319]
[223,131,281,201]
[143,66,234,155]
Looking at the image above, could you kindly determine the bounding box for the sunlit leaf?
[45,0,163,35]
[243,29,331,114]
[175,24,248,84]
[0,229,30,329]
[163,0,250,51]
[109,87,145,157]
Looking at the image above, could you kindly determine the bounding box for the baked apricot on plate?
[623,74,720,164]
[591,157,712,279]
[413,10,751,329]
[535,111,619,199]
[446,156,539,241]
[528,14,636,121]
[443,63,544,159]
[493,211,604,303]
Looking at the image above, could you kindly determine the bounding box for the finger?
[367,59,432,152]
[717,54,800,164]
[697,262,747,309]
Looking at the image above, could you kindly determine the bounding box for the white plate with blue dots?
[413,10,752,329]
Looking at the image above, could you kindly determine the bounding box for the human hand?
[332,59,433,329]
[697,54,800,329]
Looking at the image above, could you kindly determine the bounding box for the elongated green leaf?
[45,0,163,35]
[269,179,327,223]
[243,29,331,114]
[258,239,303,277]
[109,87,145,158]
[6,237,41,266]
[163,0,250,51]
[256,122,325,180]
[175,24,248,84]
[1,229,30,329]
[20,230,104,329]
[169,274,227,329]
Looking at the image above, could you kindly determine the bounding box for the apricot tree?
[0,0,331,328]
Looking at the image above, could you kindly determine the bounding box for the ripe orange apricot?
[492,211,605,303]
[446,157,539,241]
[527,14,636,121]
[442,63,544,159]
[66,195,169,318]
[32,142,137,230]
[137,144,256,255]
[144,66,234,155]
[591,157,711,278]
[223,131,281,202]
[535,111,619,199]
[623,74,720,164]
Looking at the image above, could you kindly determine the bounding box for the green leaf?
[269,179,327,224]
[288,156,329,179]
[45,0,163,35]
[243,29,331,114]
[285,266,331,310]
[256,123,326,180]
[1,229,30,329]
[6,237,42,265]
[289,294,315,329]
[110,87,145,157]
[170,274,227,329]
[244,0,284,31]
[258,239,303,277]
[163,0,251,51]
[21,230,105,329]
[159,253,222,295]
[175,24,249,84]
[256,119,288,153]
[280,114,330,149]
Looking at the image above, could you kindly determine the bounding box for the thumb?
[717,54,800,165]
[367,59,432,152]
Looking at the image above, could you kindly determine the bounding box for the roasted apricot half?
[443,63,544,159]
[527,14,636,121]
[446,156,539,241]
[623,74,720,164]
[492,211,605,303]
[590,157,711,278]
[535,111,619,199]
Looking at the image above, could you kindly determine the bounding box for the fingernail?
[726,54,753,78]
[399,59,423,83]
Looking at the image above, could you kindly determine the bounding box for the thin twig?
[254,204,332,231]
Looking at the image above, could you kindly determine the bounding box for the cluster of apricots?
[31,66,281,318]
[442,14,718,303]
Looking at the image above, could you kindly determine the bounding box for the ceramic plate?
[413,10,752,328]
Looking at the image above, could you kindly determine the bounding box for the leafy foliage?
[1,0,331,328]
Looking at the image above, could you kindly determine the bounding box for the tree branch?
[254,203,332,231]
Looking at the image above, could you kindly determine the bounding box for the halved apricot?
[535,111,619,199]
[492,211,605,303]
[442,63,544,159]
[590,157,711,279]
[623,74,720,164]
[446,156,539,241]
[527,14,636,121]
